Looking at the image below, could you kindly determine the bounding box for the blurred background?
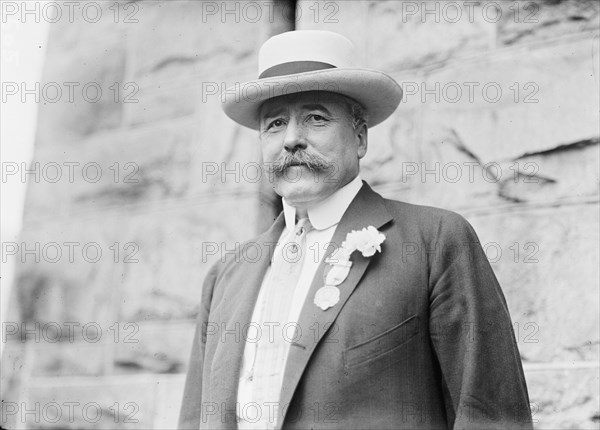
[1,0,599,428]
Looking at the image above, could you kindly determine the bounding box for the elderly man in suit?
[179,30,532,430]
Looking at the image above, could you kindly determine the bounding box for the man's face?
[258,91,367,209]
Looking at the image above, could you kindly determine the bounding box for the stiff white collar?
[282,175,363,231]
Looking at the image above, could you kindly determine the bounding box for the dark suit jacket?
[179,182,532,429]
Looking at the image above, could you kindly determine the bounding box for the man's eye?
[266,119,286,130]
[307,114,328,123]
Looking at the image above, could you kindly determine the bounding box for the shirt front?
[236,175,363,429]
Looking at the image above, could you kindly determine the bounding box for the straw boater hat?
[221,30,403,129]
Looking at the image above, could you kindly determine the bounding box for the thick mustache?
[266,151,331,175]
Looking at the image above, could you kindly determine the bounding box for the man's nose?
[282,120,307,152]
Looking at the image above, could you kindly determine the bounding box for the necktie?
[240,218,313,429]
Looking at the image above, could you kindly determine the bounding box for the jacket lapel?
[276,182,393,429]
[210,213,286,426]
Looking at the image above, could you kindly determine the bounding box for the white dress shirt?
[236,175,363,429]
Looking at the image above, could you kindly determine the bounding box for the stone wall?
[2,1,273,428]
[2,1,599,429]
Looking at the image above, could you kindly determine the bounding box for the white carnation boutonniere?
[314,226,386,311]
[341,225,386,258]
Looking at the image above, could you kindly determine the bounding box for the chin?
[275,180,324,205]
[275,181,335,207]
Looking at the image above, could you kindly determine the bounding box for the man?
[179,30,532,430]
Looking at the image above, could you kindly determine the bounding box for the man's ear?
[356,123,368,159]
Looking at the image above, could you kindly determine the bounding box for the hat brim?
[221,68,403,130]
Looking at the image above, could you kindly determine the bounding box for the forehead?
[258,91,352,118]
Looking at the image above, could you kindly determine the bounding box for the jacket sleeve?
[178,262,220,430]
[428,212,533,429]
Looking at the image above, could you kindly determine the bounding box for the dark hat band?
[259,61,336,79]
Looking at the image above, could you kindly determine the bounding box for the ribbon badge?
[314,226,385,311]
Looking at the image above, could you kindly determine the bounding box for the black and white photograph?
[1,1,599,429]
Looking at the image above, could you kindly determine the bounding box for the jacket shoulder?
[381,198,478,242]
